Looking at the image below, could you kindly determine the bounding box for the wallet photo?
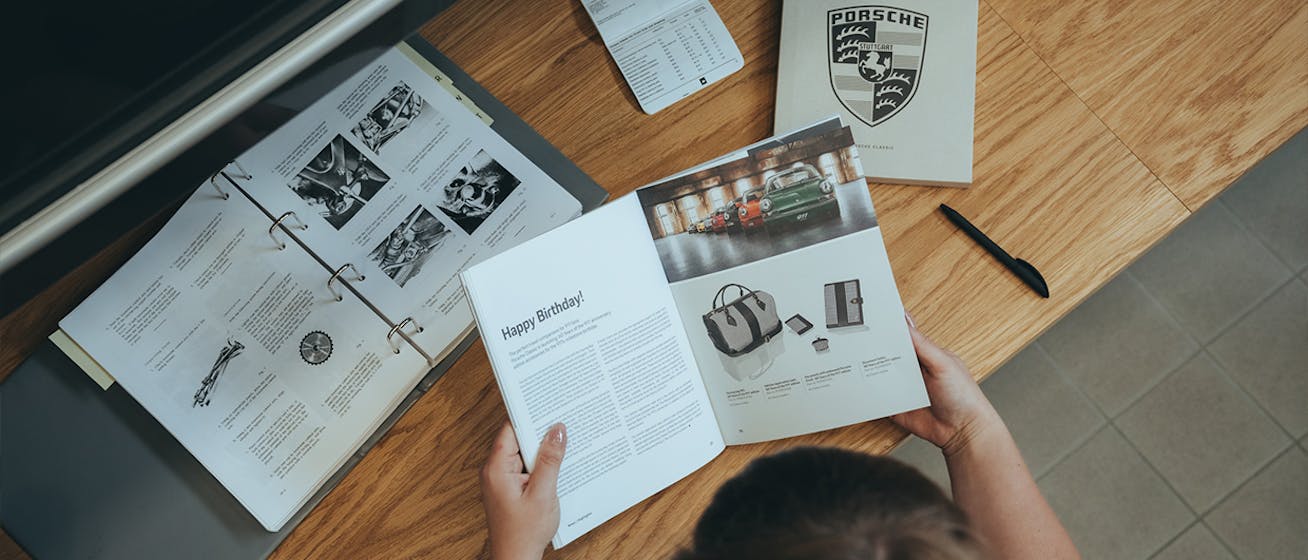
[824,279,864,328]
[785,314,813,335]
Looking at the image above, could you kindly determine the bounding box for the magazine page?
[231,48,583,360]
[462,196,723,547]
[58,188,432,531]
[635,119,929,445]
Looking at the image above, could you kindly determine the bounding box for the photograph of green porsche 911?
[758,164,839,232]
[636,125,878,282]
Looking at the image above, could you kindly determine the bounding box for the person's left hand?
[481,421,567,560]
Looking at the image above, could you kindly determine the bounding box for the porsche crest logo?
[828,6,928,127]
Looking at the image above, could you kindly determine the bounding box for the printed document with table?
[583,0,744,114]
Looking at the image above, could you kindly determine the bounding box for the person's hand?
[891,315,1002,457]
[481,421,567,560]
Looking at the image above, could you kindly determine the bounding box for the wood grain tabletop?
[0,0,1302,558]
[270,0,1304,558]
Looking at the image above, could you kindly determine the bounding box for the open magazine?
[462,118,929,547]
[55,46,597,531]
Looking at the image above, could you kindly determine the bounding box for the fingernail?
[549,423,566,445]
[904,311,916,328]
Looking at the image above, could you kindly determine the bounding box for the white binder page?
[60,188,430,530]
[232,49,582,361]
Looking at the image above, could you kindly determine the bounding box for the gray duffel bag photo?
[702,283,782,357]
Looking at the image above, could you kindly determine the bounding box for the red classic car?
[736,190,764,232]
[710,209,728,233]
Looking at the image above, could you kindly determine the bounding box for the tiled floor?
[893,128,1307,559]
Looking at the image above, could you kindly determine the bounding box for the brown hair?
[674,447,987,560]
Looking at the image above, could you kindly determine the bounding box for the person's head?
[675,447,987,560]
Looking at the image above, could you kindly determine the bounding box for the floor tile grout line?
[1104,421,1202,518]
[1131,218,1294,349]
[1039,335,1281,530]
[1212,196,1304,279]
[1031,254,1296,487]
[1103,345,1295,513]
[1019,340,1109,479]
[1122,268,1303,441]
[1144,518,1203,560]
[1103,346,1202,421]
[1197,518,1244,560]
[1098,277,1301,509]
[1027,418,1105,481]
[1196,346,1302,445]
[1030,422,1114,485]
[1198,443,1300,517]
[1196,445,1304,559]
[1026,342,1110,480]
[979,0,1191,212]
[1065,272,1203,420]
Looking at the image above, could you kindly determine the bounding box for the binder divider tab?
[268,211,309,250]
[326,263,365,302]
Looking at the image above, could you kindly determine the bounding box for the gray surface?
[1219,130,1308,271]
[1039,273,1198,415]
[1205,448,1308,560]
[1153,525,1236,560]
[1208,280,1308,437]
[1038,427,1194,559]
[976,344,1103,478]
[1129,201,1294,343]
[1,35,607,560]
[892,127,1307,559]
[1115,354,1289,511]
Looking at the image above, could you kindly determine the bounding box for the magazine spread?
[581,0,744,114]
[56,46,589,531]
[775,1,978,186]
[462,118,928,547]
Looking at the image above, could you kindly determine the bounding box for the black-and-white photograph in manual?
[350,82,433,154]
[193,339,244,408]
[368,205,452,287]
[636,125,878,283]
[288,134,390,229]
[435,149,521,234]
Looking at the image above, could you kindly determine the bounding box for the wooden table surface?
[0,0,1303,558]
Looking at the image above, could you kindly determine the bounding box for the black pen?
[939,204,1049,298]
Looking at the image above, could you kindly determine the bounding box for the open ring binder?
[326,263,364,301]
[268,212,308,250]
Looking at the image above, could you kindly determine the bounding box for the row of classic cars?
[685,164,840,235]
